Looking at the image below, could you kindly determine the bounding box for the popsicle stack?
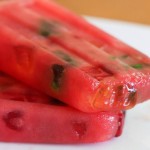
[0,0,149,144]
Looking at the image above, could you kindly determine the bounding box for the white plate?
[1,17,150,150]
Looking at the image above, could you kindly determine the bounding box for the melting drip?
[115,111,126,137]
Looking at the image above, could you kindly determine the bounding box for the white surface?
[1,18,150,150]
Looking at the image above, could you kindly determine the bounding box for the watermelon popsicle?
[0,99,125,144]
[0,72,51,104]
[20,0,150,63]
[0,0,150,112]
[0,72,125,143]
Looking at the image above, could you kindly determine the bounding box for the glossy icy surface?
[0,16,149,150]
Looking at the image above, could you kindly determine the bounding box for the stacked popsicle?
[0,0,149,144]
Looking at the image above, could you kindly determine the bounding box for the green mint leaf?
[131,64,143,69]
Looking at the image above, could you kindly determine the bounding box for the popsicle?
[0,0,149,112]
[0,99,125,143]
[0,72,51,104]
[0,72,125,143]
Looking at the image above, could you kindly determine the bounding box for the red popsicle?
[0,73,125,143]
[0,0,149,112]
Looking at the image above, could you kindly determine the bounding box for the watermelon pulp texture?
[0,72,125,143]
[0,0,149,112]
[0,100,125,144]
[0,72,51,104]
